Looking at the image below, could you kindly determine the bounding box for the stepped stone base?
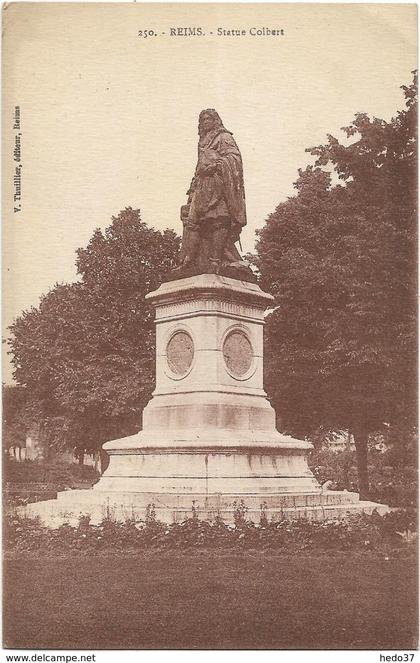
[13,275,388,529]
[14,488,389,528]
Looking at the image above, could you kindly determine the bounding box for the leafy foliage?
[308,448,417,508]
[5,510,417,556]
[7,208,180,454]
[5,457,99,486]
[254,73,417,497]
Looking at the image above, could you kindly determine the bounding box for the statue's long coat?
[187,128,247,242]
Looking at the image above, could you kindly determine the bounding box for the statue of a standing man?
[178,109,248,275]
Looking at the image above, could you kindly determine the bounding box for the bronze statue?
[174,109,254,281]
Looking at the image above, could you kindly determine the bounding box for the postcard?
[3,2,417,654]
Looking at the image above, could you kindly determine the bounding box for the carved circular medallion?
[223,330,253,378]
[166,331,194,376]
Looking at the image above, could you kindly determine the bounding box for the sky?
[2,2,417,382]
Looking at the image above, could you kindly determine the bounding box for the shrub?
[4,509,417,556]
[4,457,99,486]
[4,458,100,507]
[308,448,417,507]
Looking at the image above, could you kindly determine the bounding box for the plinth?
[98,274,319,496]
[18,274,388,525]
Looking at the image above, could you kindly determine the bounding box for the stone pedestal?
[17,274,389,525]
[97,274,319,497]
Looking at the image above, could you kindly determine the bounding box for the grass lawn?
[4,551,417,650]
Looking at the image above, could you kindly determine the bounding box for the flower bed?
[5,506,417,556]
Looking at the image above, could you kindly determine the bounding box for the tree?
[8,208,180,458]
[254,73,417,498]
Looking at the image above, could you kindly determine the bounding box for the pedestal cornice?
[146,273,275,310]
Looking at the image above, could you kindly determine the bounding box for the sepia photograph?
[2,2,418,653]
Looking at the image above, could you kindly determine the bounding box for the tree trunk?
[342,459,349,490]
[345,429,352,452]
[78,449,85,466]
[353,428,369,500]
[342,430,352,490]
